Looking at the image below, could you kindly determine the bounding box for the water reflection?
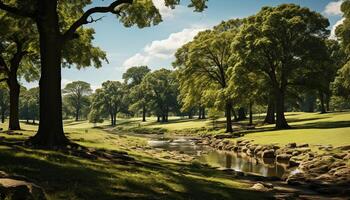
[198,151,285,178]
[148,138,286,178]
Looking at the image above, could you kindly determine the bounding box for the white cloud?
[61,79,72,88]
[91,85,101,92]
[123,53,151,68]
[152,0,182,20]
[122,26,207,68]
[324,1,343,16]
[330,18,345,39]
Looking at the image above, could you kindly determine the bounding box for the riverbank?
[199,135,350,196]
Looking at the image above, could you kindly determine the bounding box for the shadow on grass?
[293,120,350,129]
[0,143,271,200]
[235,117,350,136]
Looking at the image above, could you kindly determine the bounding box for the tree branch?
[63,0,133,41]
[0,1,36,18]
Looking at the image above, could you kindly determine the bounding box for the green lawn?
[0,120,269,200]
[124,112,350,148]
[0,111,349,199]
[238,112,350,147]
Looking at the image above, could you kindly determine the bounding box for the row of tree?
[0,1,349,147]
[174,4,350,132]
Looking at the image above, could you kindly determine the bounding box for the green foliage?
[123,66,150,87]
[19,87,39,122]
[0,83,9,121]
[88,109,104,124]
[63,81,92,121]
[174,19,242,111]
[232,4,330,127]
[91,80,127,125]
[141,69,178,120]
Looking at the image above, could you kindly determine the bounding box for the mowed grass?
[107,112,350,148]
[0,120,268,200]
[239,112,350,147]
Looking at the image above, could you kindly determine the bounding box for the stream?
[148,137,286,178]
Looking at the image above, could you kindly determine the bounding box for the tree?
[88,109,104,127]
[91,81,126,126]
[174,19,242,132]
[123,66,150,88]
[141,69,178,122]
[19,87,39,124]
[232,4,329,129]
[0,83,9,123]
[63,81,92,121]
[123,66,150,121]
[0,12,40,130]
[228,65,267,126]
[334,0,350,102]
[0,0,207,147]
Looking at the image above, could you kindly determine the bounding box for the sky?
[22,0,345,91]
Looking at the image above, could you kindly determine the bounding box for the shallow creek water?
[148,137,286,178]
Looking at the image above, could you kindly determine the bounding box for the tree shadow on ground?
[0,143,271,200]
[293,120,350,129]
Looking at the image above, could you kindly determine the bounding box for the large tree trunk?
[275,89,290,129]
[75,108,79,121]
[319,90,326,114]
[225,101,233,133]
[264,98,275,124]
[8,78,20,130]
[198,107,202,119]
[110,113,114,126]
[113,113,117,126]
[29,1,69,147]
[1,110,5,123]
[188,108,193,119]
[325,93,330,112]
[201,107,206,119]
[237,107,246,121]
[248,101,253,125]
[142,105,146,122]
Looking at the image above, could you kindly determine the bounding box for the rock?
[0,171,8,178]
[292,150,301,156]
[276,154,292,163]
[232,146,239,152]
[297,143,309,148]
[262,149,275,159]
[0,178,46,200]
[250,183,271,191]
[246,149,253,156]
[286,143,297,148]
[338,145,350,151]
[288,159,300,168]
[253,145,262,154]
[257,182,274,189]
[330,161,346,169]
[333,153,347,159]
[287,172,306,185]
[241,146,248,153]
[332,167,350,178]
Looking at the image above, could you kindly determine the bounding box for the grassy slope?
[240,112,350,147]
[131,112,350,148]
[0,121,268,200]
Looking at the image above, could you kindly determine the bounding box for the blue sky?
[22,0,344,90]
